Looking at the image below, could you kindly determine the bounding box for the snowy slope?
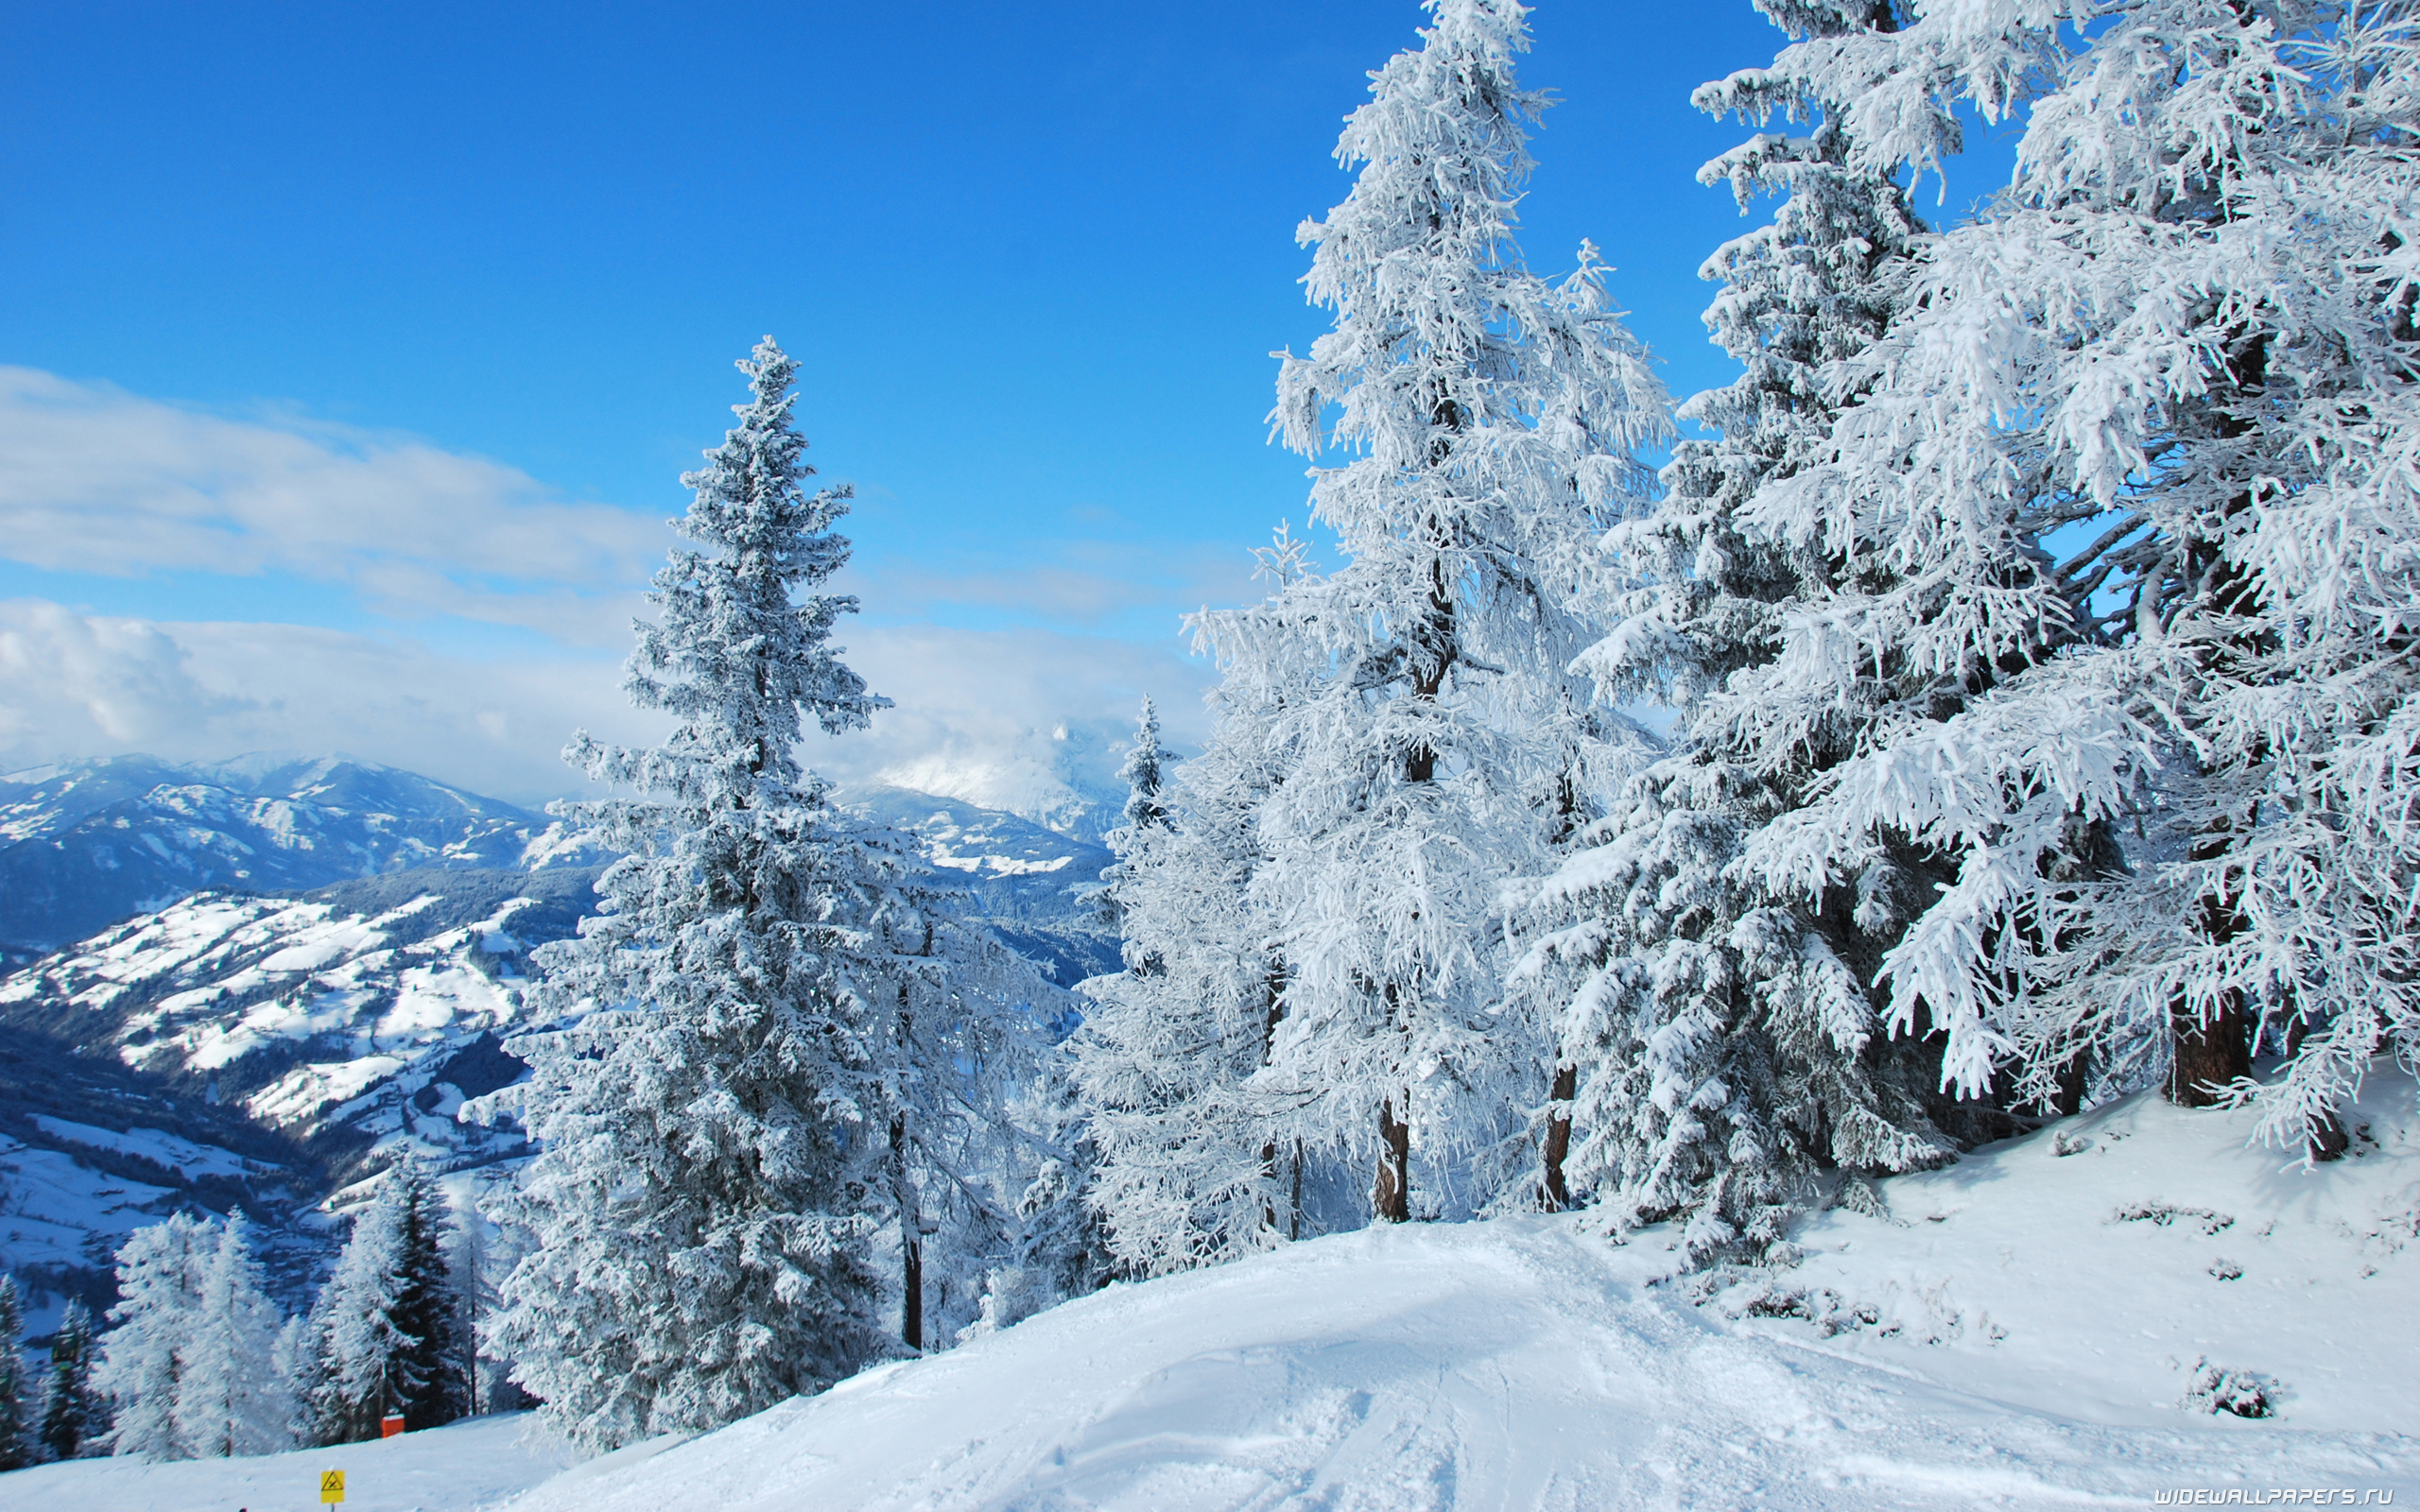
[0,754,607,949]
[0,1410,579,1512]
[0,866,601,1173]
[485,1080,2420,1512]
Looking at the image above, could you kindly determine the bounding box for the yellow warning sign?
[321,1467,347,1503]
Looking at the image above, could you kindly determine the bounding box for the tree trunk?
[2049,1047,2089,1118]
[2168,994,2251,1108]
[1373,1095,1411,1223]
[890,1111,923,1350]
[1539,1063,1577,1210]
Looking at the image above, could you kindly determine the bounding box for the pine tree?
[1240,0,1667,1224]
[172,1210,294,1458]
[1512,0,1969,1260]
[1073,530,1324,1272]
[95,1211,211,1460]
[1719,0,2420,1157]
[475,337,1052,1452]
[0,1275,31,1470]
[302,1167,468,1444]
[40,1298,104,1462]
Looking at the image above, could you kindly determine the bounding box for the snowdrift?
[497,1082,2420,1512]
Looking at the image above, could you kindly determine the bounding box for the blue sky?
[0,1,2009,806]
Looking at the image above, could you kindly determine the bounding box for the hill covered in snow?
[15,1075,2415,1510]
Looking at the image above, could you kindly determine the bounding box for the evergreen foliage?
[299,1167,467,1445]
[39,1297,104,1462]
[95,1211,210,1460]
[171,1211,294,1459]
[1701,0,2420,1159]
[1230,0,1668,1226]
[1074,540,1322,1272]
[0,1275,31,1470]
[1514,0,1969,1261]
[475,337,1059,1452]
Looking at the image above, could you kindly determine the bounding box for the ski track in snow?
[485,1215,2412,1511]
[18,1085,2419,1510]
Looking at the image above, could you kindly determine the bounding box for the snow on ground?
[1699,1075,2420,1437]
[18,1079,2417,1510]
[0,1134,177,1269]
[2,1413,580,1512]
[26,1114,254,1179]
[495,1081,2419,1511]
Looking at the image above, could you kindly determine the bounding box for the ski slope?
[15,1080,2417,1510]
[495,1082,2420,1511]
[0,1412,577,1511]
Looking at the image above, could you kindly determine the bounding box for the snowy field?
[0,1412,579,1511]
[16,1080,2419,1511]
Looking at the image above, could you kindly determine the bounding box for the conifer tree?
[0,1275,31,1470]
[1074,530,1325,1271]
[40,1297,104,1462]
[300,1166,468,1445]
[1239,0,1668,1224]
[95,1211,211,1460]
[171,1210,293,1458]
[1717,0,2420,1158]
[476,337,1053,1452]
[1513,0,1969,1260]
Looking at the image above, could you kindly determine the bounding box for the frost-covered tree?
[40,1297,104,1462]
[1719,0,2420,1159]
[0,1275,31,1470]
[476,337,1054,1452]
[1073,530,1335,1272]
[172,1211,293,1459]
[300,1166,467,1445]
[1237,0,1668,1224]
[95,1211,211,1461]
[1513,0,1972,1260]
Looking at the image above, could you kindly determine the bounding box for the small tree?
[1074,531,1325,1272]
[40,1297,105,1461]
[95,1211,211,1460]
[0,1276,31,1470]
[171,1211,293,1458]
[302,1167,467,1444]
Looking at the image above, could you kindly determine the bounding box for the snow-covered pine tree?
[0,1275,31,1470]
[40,1297,104,1461]
[1242,0,1668,1223]
[302,1166,469,1444]
[1073,530,1331,1271]
[476,337,1054,1452]
[1512,0,1970,1261]
[95,1211,211,1460]
[171,1210,293,1458]
[1725,0,2420,1157]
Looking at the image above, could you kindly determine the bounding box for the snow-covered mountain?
[0,865,602,1332]
[841,783,1120,986]
[0,754,605,952]
[866,718,1140,846]
[0,761,1120,1338]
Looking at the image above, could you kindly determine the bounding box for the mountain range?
[0,754,607,953]
[0,753,1123,1334]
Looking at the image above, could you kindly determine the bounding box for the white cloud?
[0,600,1213,813]
[0,368,665,645]
[0,368,1243,816]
